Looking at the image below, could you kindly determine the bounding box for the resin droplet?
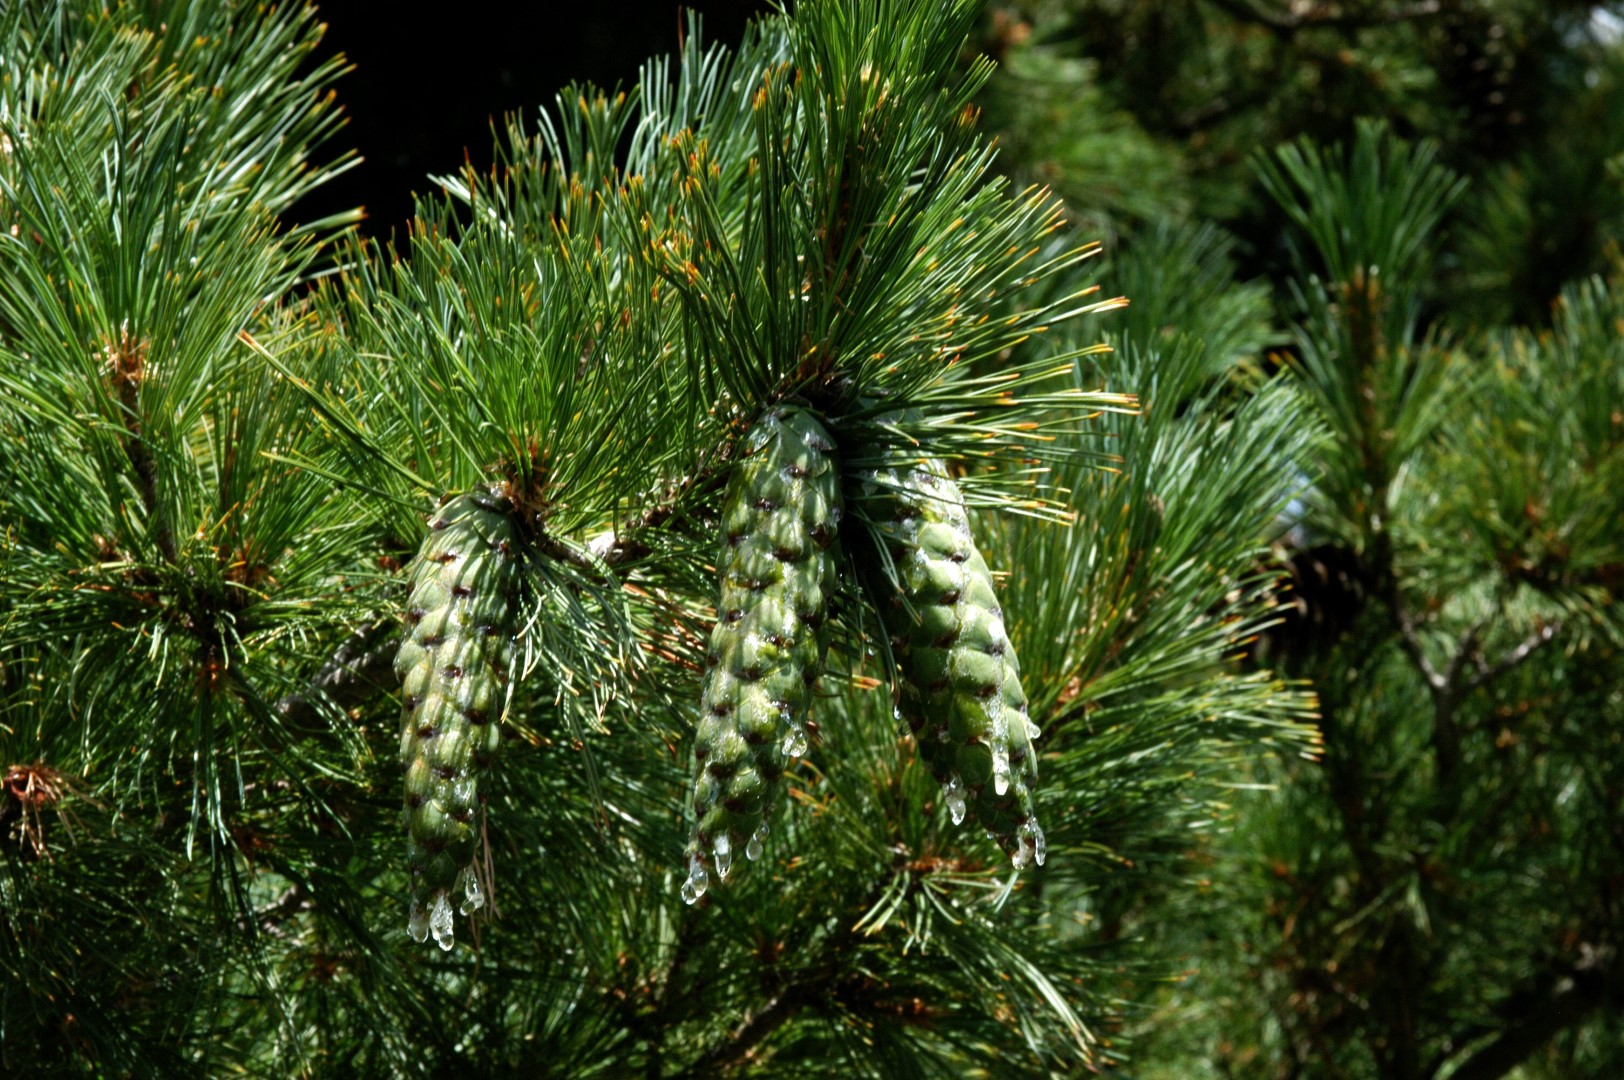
[1012,831,1034,870]
[407,900,429,943]
[746,822,769,862]
[1013,819,1046,870]
[459,867,484,915]
[397,491,521,942]
[782,725,808,758]
[714,834,733,881]
[429,891,455,951]
[1025,718,1042,741]
[944,774,967,826]
[679,854,710,906]
[859,459,1041,871]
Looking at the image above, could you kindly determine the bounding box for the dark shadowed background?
[302,1,772,236]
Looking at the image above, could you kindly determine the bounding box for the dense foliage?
[0,1,1316,1074]
[1,1,1617,1076]
[975,2,1624,1077]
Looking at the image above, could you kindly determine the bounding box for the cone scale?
[396,491,521,948]
[681,407,842,903]
[858,460,1046,868]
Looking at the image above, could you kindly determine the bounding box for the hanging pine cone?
[681,407,842,903]
[395,491,522,948]
[856,459,1046,869]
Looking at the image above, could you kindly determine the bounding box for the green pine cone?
[396,491,521,948]
[681,407,841,903]
[856,460,1046,869]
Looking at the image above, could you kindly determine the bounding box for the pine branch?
[1391,599,1481,789]
[1203,0,1444,38]
[1438,942,1621,1080]
[1460,620,1562,697]
[674,987,808,1078]
[274,619,398,730]
[582,444,737,565]
[1388,587,1564,795]
[274,453,735,728]
[1392,597,1446,693]
[668,885,886,1078]
[107,333,178,565]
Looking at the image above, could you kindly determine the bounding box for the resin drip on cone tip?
[682,407,842,900]
[397,491,521,944]
[855,459,1045,868]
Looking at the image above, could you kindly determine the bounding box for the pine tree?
[1133,122,1624,1080]
[977,1,1624,313]
[963,7,1624,1075]
[0,1,1317,1074]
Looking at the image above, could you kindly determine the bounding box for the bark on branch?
[274,619,399,730]
[673,988,808,1078]
[1386,586,1562,797]
[1461,620,1561,697]
[272,456,733,729]
[1439,943,1620,1080]
[1204,0,1444,38]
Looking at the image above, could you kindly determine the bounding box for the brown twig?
[1436,942,1620,1080]
[105,330,178,564]
[273,619,399,729]
[668,883,891,1078]
[1203,0,1444,39]
[1460,620,1561,697]
[1387,587,1563,797]
[273,452,735,730]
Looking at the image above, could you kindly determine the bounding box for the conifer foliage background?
[970,2,1624,1077]
[0,1,1315,1073]
[6,1,1617,1077]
